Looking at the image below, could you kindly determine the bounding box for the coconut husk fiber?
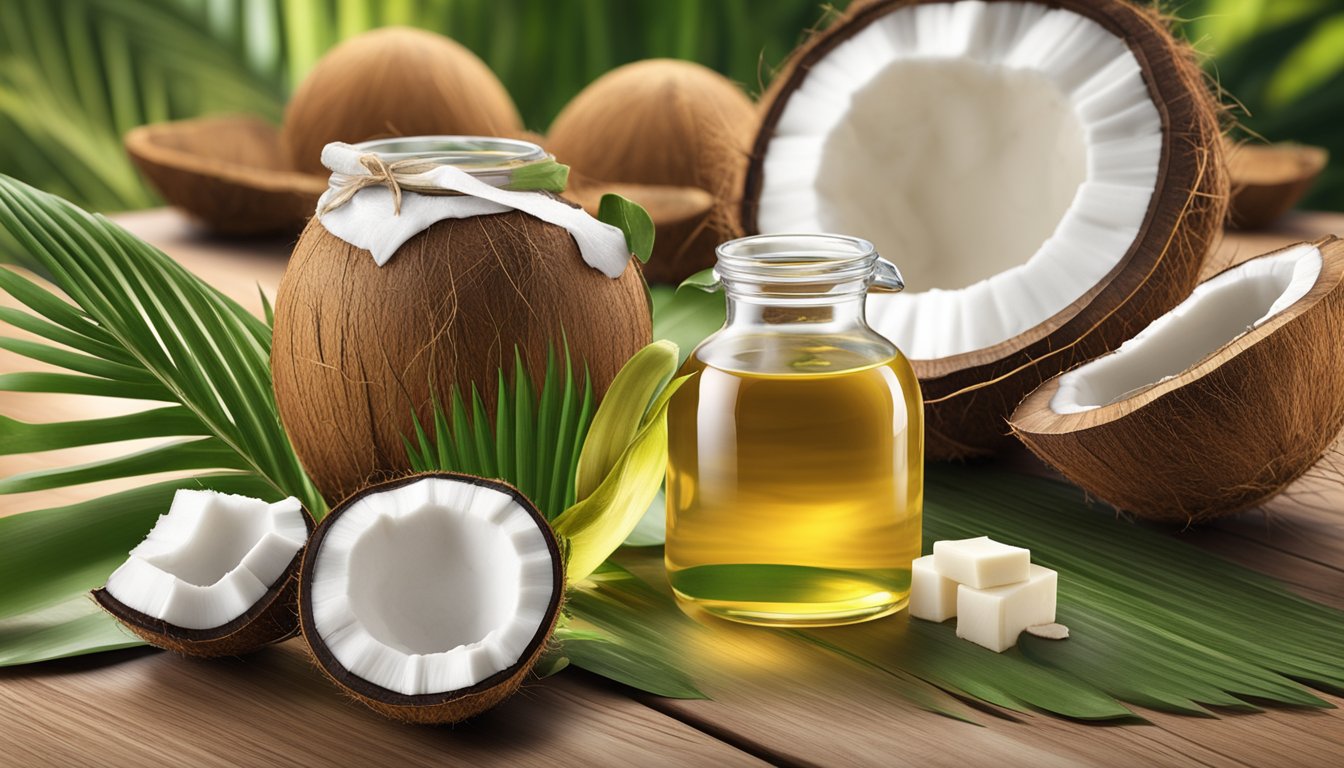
[742,0,1229,461]
[546,59,756,284]
[270,212,652,505]
[1226,140,1329,230]
[124,115,327,235]
[1010,238,1344,524]
[282,27,523,176]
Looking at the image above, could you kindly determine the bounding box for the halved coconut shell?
[1227,141,1329,230]
[299,473,564,724]
[742,0,1228,459]
[124,116,327,235]
[1010,237,1344,523]
[93,491,314,657]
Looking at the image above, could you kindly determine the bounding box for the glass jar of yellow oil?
[666,233,922,627]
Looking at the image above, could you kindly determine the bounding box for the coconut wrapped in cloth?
[743,0,1228,459]
[271,136,652,504]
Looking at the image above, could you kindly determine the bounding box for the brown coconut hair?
[270,210,652,505]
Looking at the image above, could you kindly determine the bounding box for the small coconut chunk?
[933,536,1031,589]
[909,555,958,622]
[103,490,307,630]
[956,565,1058,653]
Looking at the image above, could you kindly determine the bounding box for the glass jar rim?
[351,135,549,171]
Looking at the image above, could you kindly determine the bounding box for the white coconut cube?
[909,555,958,622]
[933,536,1030,589]
[955,565,1058,653]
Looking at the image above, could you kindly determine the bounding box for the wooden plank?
[0,643,768,768]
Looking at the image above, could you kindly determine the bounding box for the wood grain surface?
[2,209,1343,767]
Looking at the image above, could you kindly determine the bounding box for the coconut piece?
[1026,623,1070,640]
[299,474,563,724]
[93,490,312,657]
[271,206,652,504]
[1010,238,1344,523]
[281,28,522,175]
[546,59,756,283]
[743,0,1227,458]
[124,116,327,235]
[1227,141,1329,230]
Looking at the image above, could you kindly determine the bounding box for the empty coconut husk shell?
[1226,140,1329,230]
[1010,237,1344,524]
[125,115,327,235]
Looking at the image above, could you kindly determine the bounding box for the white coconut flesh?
[755,0,1163,360]
[308,477,556,697]
[103,490,307,630]
[1051,244,1324,414]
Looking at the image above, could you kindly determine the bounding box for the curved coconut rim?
[1012,236,1344,435]
[298,472,565,710]
[125,116,330,196]
[741,0,1207,374]
[92,505,315,647]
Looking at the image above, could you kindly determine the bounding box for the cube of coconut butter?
[909,555,958,622]
[955,565,1058,653]
[933,536,1030,589]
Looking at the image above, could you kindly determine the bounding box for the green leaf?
[650,284,724,366]
[504,157,570,194]
[597,193,655,264]
[402,341,594,520]
[677,267,720,293]
[553,373,687,582]
[560,634,704,699]
[0,175,323,522]
[0,473,277,664]
[0,406,207,454]
[563,563,706,699]
[573,339,678,499]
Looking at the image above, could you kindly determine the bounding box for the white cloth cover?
[316,142,631,278]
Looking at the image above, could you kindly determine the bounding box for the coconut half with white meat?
[94,490,311,657]
[1011,237,1344,523]
[743,0,1228,458]
[299,473,564,724]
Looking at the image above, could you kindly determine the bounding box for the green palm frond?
[0,0,285,214]
[0,174,322,513]
[403,345,596,519]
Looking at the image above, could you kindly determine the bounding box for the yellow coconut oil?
[665,234,923,627]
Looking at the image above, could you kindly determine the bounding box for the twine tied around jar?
[318,153,457,216]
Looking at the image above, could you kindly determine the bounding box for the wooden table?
[2,210,1342,767]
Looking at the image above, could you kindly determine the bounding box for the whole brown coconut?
[271,212,652,504]
[281,28,523,175]
[546,59,756,283]
[742,0,1229,460]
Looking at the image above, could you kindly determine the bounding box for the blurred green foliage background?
[0,0,1340,214]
